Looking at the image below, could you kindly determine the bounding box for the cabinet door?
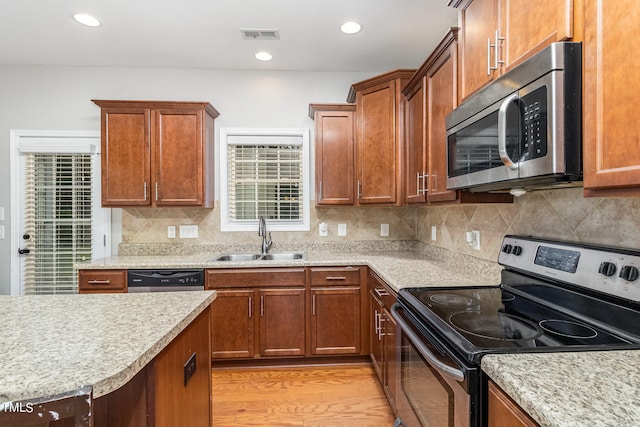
[310,287,361,355]
[382,307,398,411]
[426,39,458,203]
[369,291,384,383]
[315,109,356,205]
[583,0,640,195]
[356,81,397,204]
[259,288,306,357]
[154,307,211,427]
[101,108,151,206]
[210,289,255,359]
[488,381,538,426]
[154,109,204,206]
[405,81,427,204]
[501,0,574,71]
[457,0,500,100]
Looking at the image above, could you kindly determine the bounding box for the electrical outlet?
[338,223,347,237]
[466,230,481,250]
[319,222,328,237]
[431,225,437,241]
[167,226,176,239]
[380,224,389,237]
[179,225,198,239]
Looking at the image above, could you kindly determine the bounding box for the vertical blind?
[22,153,93,294]
[227,136,303,223]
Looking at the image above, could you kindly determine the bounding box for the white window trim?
[219,127,310,232]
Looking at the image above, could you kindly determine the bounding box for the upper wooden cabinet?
[403,29,512,205]
[583,0,640,196]
[92,100,219,208]
[449,0,576,101]
[404,29,459,204]
[309,104,356,206]
[348,70,415,205]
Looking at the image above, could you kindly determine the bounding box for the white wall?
[0,65,373,294]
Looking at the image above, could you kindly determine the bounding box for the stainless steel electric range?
[392,235,640,427]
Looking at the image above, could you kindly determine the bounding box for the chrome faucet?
[258,216,273,255]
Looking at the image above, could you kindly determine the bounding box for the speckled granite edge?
[482,351,640,427]
[117,240,418,256]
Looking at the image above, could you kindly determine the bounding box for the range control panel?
[499,235,640,303]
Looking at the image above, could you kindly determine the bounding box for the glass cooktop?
[398,284,639,364]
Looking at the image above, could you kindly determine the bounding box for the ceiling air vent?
[241,29,280,40]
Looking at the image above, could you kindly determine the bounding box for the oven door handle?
[391,304,465,382]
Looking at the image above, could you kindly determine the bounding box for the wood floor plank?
[212,364,395,426]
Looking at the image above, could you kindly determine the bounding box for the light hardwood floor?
[212,364,396,426]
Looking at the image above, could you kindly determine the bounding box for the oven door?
[391,303,479,427]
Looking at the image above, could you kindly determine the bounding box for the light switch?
[0,207,4,221]
[380,224,389,237]
[431,225,437,241]
[0,225,4,239]
[167,226,176,239]
[338,223,347,237]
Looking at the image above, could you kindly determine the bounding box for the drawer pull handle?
[325,276,347,281]
[87,280,111,285]
[374,288,390,298]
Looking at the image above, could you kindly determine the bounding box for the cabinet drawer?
[79,270,127,293]
[310,267,361,286]
[206,268,306,288]
[369,271,396,308]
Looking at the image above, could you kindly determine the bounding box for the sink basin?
[214,253,262,262]
[260,252,305,261]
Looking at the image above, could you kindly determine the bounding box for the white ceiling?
[0,0,458,72]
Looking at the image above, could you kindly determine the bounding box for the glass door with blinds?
[14,132,110,295]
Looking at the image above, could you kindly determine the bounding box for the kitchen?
[2,0,640,426]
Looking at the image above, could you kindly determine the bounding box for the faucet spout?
[258,216,273,255]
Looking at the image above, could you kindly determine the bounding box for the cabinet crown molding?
[92,99,220,118]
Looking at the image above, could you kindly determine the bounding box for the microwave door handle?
[498,93,520,171]
[390,304,465,382]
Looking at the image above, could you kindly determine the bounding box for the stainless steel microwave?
[446,42,582,195]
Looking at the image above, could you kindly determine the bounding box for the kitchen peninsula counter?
[482,350,640,427]
[0,291,215,403]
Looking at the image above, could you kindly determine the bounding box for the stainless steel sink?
[214,253,262,262]
[260,252,305,261]
[212,252,304,262]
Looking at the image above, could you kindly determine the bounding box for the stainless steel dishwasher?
[127,269,205,292]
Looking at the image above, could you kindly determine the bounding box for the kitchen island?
[0,291,215,426]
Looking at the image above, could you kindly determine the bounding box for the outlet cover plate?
[179,225,198,239]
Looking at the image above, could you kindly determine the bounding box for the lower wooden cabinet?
[78,270,127,293]
[369,270,398,412]
[309,267,362,355]
[207,268,306,360]
[93,307,212,427]
[488,380,539,427]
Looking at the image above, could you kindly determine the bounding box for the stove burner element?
[475,290,516,302]
[539,319,598,339]
[429,293,474,307]
[449,311,543,341]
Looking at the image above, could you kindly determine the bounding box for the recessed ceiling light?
[255,51,273,61]
[340,21,362,35]
[73,13,101,27]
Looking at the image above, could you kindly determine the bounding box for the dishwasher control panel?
[127,269,205,292]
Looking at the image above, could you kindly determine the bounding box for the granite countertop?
[0,291,216,403]
[482,350,640,427]
[76,248,503,291]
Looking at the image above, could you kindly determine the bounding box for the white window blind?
[221,129,310,231]
[22,153,93,294]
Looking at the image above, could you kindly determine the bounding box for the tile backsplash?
[121,187,640,259]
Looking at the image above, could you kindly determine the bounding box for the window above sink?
[219,128,311,232]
